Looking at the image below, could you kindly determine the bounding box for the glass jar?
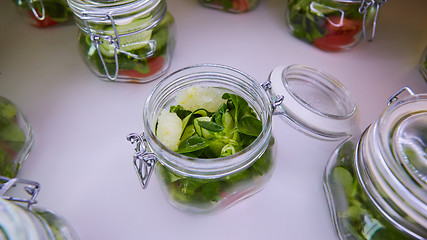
[0,177,80,239]
[0,96,33,178]
[67,0,176,83]
[324,87,427,239]
[285,0,387,52]
[127,63,357,213]
[12,0,73,27]
[199,0,260,13]
[419,46,427,82]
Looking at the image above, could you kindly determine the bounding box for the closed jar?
[286,0,385,52]
[0,177,80,239]
[12,0,73,27]
[67,0,176,83]
[324,88,427,239]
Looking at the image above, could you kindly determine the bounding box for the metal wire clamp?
[127,133,157,189]
[27,0,45,21]
[359,0,388,42]
[388,87,415,105]
[0,176,40,210]
[261,81,284,115]
[82,13,120,81]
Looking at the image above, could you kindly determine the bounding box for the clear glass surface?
[142,64,275,213]
[323,93,427,240]
[0,96,33,178]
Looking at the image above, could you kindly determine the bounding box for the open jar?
[127,63,358,213]
[12,0,73,27]
[286,0,387,52]
[0,177,80,239]
[67,0,176,83]
[324,87,427,239]
[0,96,33,178]
[199,0,260,13]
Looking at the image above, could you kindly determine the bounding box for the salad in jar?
[199,0,260,13]
[326,141,417,240]
[286,0,366,52]
[0,97,32,178]
[154,86,274,211]
[12,0,73,27]
[77,11,175,82]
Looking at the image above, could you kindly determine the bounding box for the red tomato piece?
[232,0,249,12]
[313,16,363,51]
[119,56,165,79]
[314,34,357,51]
[28,10,58,28]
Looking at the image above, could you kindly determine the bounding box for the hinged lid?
[265,64,358,140]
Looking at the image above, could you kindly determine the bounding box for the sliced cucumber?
[99,17,153,57]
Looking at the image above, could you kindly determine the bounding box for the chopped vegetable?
[155,87,273,210]
[287,0,364,52]
[78,12,175,81]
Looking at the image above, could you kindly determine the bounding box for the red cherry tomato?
[313,16,363,52]
[119,56,165,79]
[29,10,58,28]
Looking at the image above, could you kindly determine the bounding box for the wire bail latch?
[82,13,120,81]
[127,133,157,189]
[0,176,40,210]
[359,0,388,42]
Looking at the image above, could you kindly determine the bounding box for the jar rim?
[357,93,427,238]
[142,63,273,179]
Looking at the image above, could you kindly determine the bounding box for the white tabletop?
[1,0,426,239]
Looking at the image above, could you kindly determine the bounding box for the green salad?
[78,12,175,81]
[287,0,364,51]
[0,99,27,178]
[12,0,72,27]
[329,142,414,240]
[155,86,273,210]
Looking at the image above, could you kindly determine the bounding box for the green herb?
[0,99,26,178]
[330,141,414,240]
[156,92,274,209]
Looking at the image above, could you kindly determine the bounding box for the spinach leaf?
[177,136,209,154]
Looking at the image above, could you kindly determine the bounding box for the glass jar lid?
[67,0,163,25]
[365,89,427,237]
[266,64,357,140]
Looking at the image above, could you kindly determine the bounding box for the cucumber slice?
[99,17,153,57]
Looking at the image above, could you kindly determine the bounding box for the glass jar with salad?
[12,0,73,27]
[127,63,358,213]
[0,96,33,178]
[67,0,176,83]
[0,177,80,239]
[199,0,260,13]
[324,87,427,239]
[12,0,73,28]
[286,0,387,52]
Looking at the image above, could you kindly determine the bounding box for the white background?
[1,0,426,239]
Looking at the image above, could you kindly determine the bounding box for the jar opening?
[143,64,273,179]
